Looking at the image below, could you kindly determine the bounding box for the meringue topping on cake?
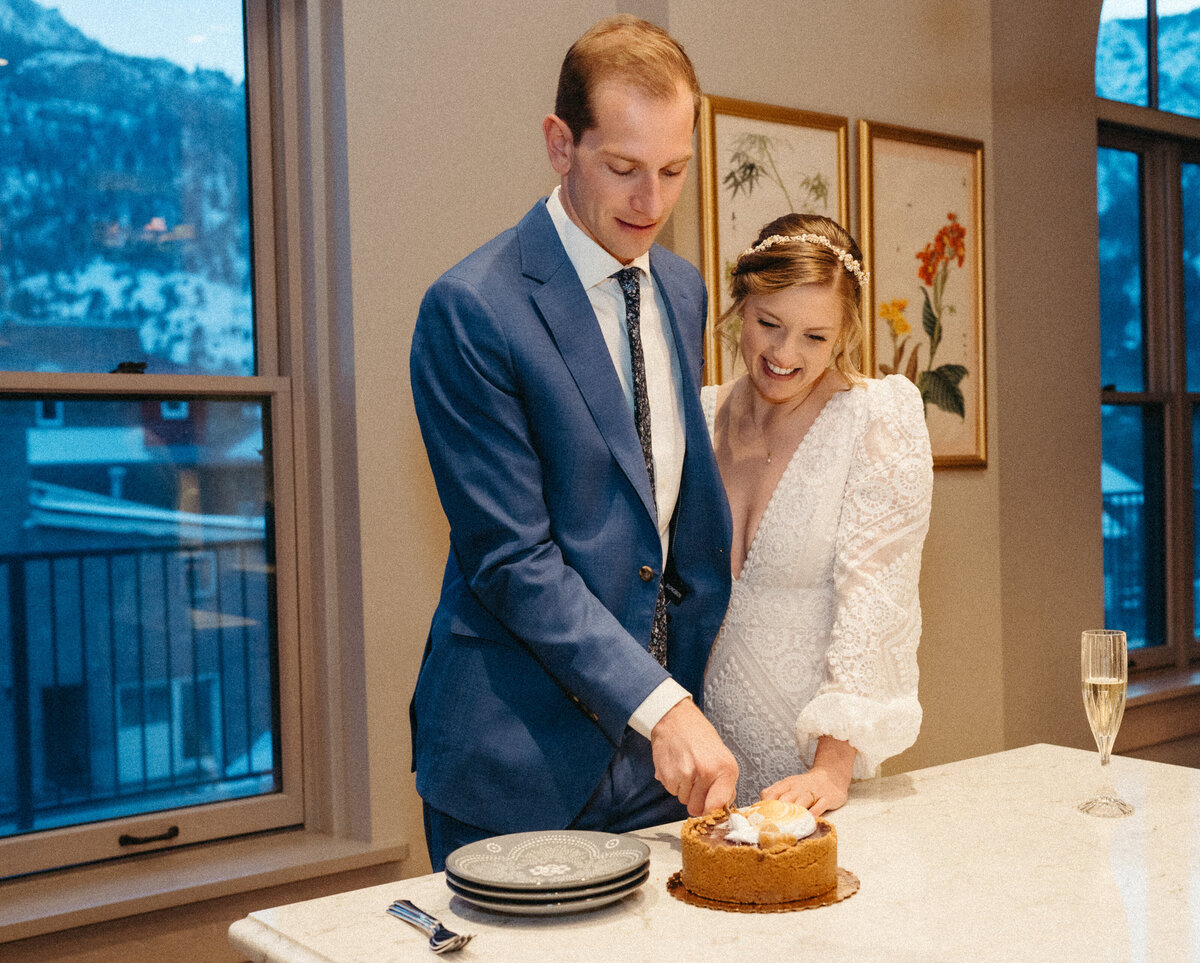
[722,799,817,847]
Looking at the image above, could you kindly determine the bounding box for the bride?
[702,213,933,816]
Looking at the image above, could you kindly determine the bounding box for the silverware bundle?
[386,899,474,954]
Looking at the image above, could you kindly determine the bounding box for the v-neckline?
[727,386,847,582]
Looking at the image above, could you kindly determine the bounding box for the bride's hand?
[761,736,856,817]
[760,770,847,817]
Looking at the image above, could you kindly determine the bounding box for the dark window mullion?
[1162,390,1192,666]
[1141,140,1173,393]
[1187,395,1200,662]
[1160,146,1197,668]
[1101,390,1169,406]
[1147,143,1178,660]
[1184,147,1200,662]
[1141,138,1193,664]
[1147,0,1159,110]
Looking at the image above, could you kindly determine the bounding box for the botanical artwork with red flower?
[863,125,984,466]
[878,213,969,418]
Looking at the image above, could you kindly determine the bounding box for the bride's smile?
[740,283,841,408]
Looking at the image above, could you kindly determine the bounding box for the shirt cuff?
[628,679,691,738]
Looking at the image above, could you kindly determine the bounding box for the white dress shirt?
[546,188,689,736]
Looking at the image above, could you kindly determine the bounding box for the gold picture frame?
[699,95,849,383]
[859,120,987,468]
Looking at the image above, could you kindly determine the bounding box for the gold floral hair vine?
[737,233,870,286]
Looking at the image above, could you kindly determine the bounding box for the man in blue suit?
[410,15,736,871]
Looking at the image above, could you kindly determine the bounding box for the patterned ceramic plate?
[446,861,648,901]
[445,830,650,891]
[448,868,650,915]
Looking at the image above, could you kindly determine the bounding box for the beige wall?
[16,0,1136,958]
[990,4,1106,756]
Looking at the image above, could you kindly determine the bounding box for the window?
[1097,0,1200,671]
[1097,0,1200,118]
[0,0,304,878]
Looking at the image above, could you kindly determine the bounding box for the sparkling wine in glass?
[1078,629,1133,817]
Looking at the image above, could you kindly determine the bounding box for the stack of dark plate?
[444,830,651,915]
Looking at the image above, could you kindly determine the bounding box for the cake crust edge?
[679,808,838,905]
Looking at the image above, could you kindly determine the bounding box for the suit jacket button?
[638,565,655,582]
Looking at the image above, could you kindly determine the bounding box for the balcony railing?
[1,540,277,839]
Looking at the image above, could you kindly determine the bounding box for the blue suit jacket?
[409,199,733,833]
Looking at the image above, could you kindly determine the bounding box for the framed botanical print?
[699,95,848,382]
[859,120,987,467]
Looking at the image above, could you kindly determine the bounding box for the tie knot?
[613,267,640,304]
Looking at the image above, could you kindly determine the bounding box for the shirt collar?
[546,187,652,290]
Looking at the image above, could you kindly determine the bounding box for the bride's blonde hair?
[719,213,868,383]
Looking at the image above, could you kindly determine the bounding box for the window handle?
[118,825,180,847]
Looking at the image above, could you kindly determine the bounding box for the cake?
[679,799,837,905]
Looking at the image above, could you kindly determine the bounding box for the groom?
[410,14,736,871]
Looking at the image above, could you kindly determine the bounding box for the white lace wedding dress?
[701,374,933,801]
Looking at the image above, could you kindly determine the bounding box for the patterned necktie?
[614,267,669,667]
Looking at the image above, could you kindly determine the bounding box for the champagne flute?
[1078,629,1133,817]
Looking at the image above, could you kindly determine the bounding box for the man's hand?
[650,698,738,816]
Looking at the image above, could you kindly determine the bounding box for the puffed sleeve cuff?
[795,693,922,779]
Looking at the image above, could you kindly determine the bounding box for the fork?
[387,899,474,954]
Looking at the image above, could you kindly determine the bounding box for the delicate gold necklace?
[757,417,785,464]
[746,371,825,464]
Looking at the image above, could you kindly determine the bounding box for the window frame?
[0,1,399,941]
[0,376,304,878]
[0,0,305,878]
[1099,106,1200,673]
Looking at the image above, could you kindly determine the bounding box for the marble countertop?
[229,744,1199,962]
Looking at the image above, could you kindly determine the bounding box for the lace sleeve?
[795,376,933,778]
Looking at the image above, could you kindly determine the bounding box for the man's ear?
[543,114,574,176]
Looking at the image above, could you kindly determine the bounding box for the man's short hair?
[554,14,701,142]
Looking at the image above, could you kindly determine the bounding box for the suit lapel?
[520,204,658,521]
[652,255,709,531]
[651,258,703,402]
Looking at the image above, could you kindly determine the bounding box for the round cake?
[679,799,837,905]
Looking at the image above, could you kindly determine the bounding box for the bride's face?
[740,282,841,404]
